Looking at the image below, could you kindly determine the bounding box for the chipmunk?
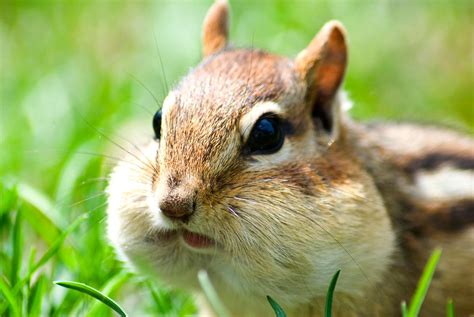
[106,1,474,316]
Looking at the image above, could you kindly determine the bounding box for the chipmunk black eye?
[153,110,162,139]
[246,116,284,155]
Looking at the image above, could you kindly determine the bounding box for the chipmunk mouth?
[145,228,217,250]
[180,229,216,250]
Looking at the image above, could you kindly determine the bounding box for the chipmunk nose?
[158,186,196,221]
[157,173,200,221]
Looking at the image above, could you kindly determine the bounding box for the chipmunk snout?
[158,194,195,221]
[157,177,197,221]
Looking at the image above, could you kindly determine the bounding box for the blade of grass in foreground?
[27,275,46,317]
[0,277,21,317]
[325,269,341,317]
[401,301,408,317]
[266,296,287,317]
[10,209,23,288]
[87,272,132,316]
[406,248,442,317]
[446,299,455,317]
[198,270,230,317]
[54,281,127,317]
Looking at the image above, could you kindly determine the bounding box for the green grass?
[54,281,127,317]
[265,251,451,317]
[266,269,341,317]
[405,248,442,317]
[0,1,472,316]
[198,270,230,317]
[324,270,341,317]
[49,254,452,317]
[446,299,455,317]
[267,296,288,317]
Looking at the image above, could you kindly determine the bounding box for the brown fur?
[106,1,473,316]
[202,0,229,57]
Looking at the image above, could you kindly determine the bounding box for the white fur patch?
[415,166,474,200]
[338,90,353,112]
[161,91,176,117]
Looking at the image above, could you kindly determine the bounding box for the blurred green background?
[1,1,473,316]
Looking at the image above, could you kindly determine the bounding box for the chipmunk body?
[106,1,473,316]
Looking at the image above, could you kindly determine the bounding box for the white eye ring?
[239,101,283,142]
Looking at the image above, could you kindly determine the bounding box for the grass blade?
[146,281,197,316]
[27,214,86,277]
[88,272,131,316]
[0,182,18,216]
[27,247,37,275]
[54,281,127,317]
[17,182,64,227]
[407,248,442,317]
[0,277,21,317]
[197,270,230,317]
[147,282,173,314]
[16,183,62,247]
[27,275,46,317]
[446,299,455,317]
[325,269,341,317]
[10,214,87,296]
[401,301,408,317]
[10,210,23,287]
[266,296,287,317]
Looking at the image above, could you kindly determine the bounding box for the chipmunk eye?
[153,110,162,139]
[246,115,284,155]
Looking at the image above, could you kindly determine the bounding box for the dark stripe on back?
[404,152,474,174]
[407,199,474,234]
[428,199,474,232]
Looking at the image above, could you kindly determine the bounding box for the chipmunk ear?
[295,21,347,134]
[202,0,230,57]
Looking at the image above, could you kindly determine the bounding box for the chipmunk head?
[107,0,395,311]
